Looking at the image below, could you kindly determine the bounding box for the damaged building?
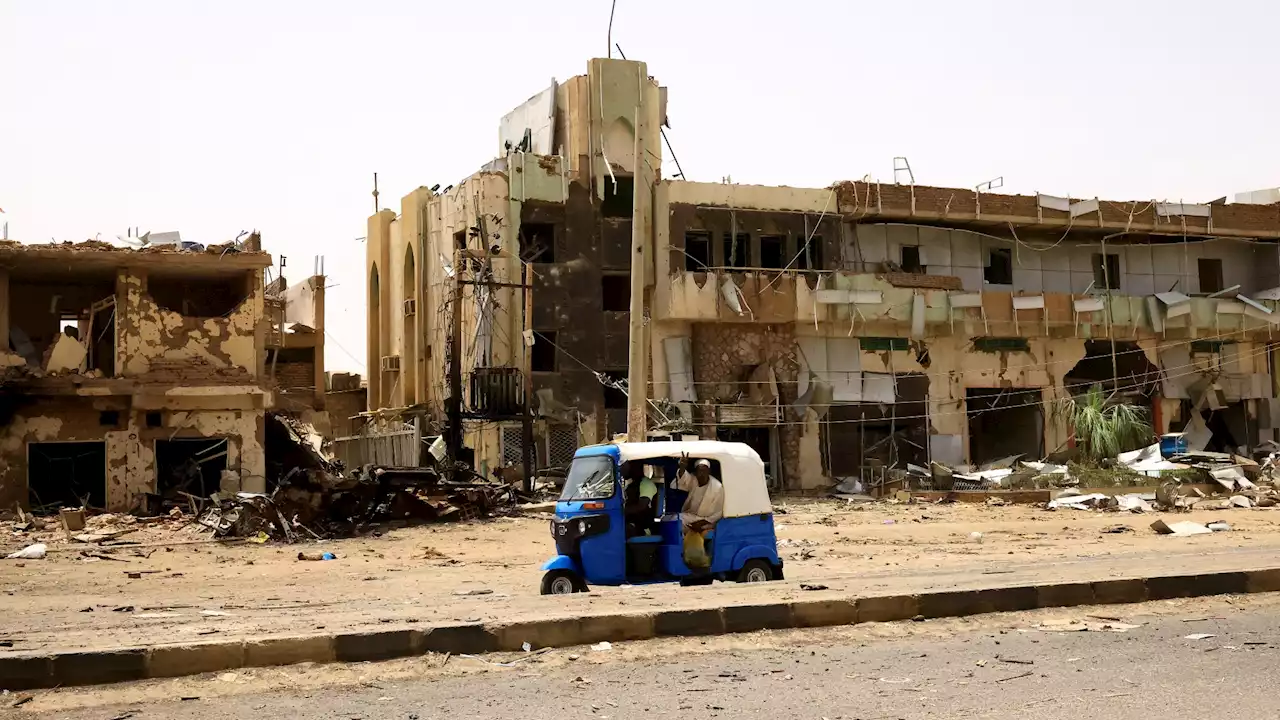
[0,236,291,512]
[367,54,1280,489]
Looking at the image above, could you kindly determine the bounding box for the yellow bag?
[683,529,710,569]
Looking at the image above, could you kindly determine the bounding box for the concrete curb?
[4,568,1279,690]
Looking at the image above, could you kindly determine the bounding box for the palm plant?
[1056,383,1153,461]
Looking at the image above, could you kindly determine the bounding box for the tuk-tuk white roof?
[611,441,771,518]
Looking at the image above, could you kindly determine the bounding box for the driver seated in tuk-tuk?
[674,457,723,534]
[622,461,658,537]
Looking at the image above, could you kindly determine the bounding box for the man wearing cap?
[674,457,724,533]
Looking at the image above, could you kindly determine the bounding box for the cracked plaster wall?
[117,270,263,379]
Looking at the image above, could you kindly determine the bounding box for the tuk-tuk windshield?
[560,455,616,501]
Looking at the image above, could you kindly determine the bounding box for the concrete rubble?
[194,413,529,541]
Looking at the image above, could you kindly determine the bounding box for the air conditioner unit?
[380,355,401,372]
[403,298,416,316]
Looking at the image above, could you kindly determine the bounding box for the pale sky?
[2,0,1277,374]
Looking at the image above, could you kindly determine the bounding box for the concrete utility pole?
[445,247,463,471]
[520,261,535,492]
[625,106,649,442]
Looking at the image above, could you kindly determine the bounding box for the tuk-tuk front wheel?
[736,559,774,583]
[541,569,587,595]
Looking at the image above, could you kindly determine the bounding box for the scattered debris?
[799,583,830,591]
[1151,519,1212,537]
[591,642,613,652]
[10,695,33,708]
[453,588,493,596]
[1101,525,1133,534]
[1207,521,1232,532]
[1183,633,1216,641]
[6,543,46,559]
[297,552,336,561]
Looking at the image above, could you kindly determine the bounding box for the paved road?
[17,595,1280,719]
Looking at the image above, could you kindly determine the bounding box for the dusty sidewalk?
[4,499,1280,655]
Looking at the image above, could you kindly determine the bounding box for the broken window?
[973,337,1030,353]
[601,176,635,218]
[601,274,630,312]
[760,235,785,269]
[601,370,628,409]
[794,235,823,270]
[860,337,910,352]
[1198,258,1224,294]
[28,441,106,510]
[519,223,556,263]
[156,438,228,500]
[99,410,120,427]
[723,233,749,269]
[685,231,711,272]
[966,388,1044,465]
[901,246,924,273]
[146,412,163,428]
[1092,253,1121,290]
[454,230,468,250]
[531,331,557,372]
[147,273,250,317]
[984,248,1013,285]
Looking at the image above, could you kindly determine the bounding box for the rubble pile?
[195,413,524,542]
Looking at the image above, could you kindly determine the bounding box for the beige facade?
[368,54,1280,489]
[366,58,662,476]
[0,239,277,511]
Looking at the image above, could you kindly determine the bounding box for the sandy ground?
[4,498,1280,654]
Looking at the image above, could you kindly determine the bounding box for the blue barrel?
[1159,433,1188,457]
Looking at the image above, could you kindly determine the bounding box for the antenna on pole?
[372,173,380,214]
[607,0,618,58]
[892,157,915,185]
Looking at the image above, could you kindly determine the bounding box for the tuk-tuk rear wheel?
[737,559,774,583]
[541,569,586,595]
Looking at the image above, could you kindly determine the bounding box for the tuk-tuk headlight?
[577,520,587,535]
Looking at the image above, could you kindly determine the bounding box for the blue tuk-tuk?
[539,440,782,594]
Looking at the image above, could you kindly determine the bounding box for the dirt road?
[3,499,1279,655]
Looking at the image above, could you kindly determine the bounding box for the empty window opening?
[966,388,1044,465]
[901,246,924,273]
[985,248,1013,285]
[723,233,749,269]
[60,316,81,338]
[454,229,468,250]
[88,299,116,376]
[601,176,635,218]
[759,235,785,269]
[146,411,163,428]
[519,222,556,263]
[601,274,631,312]
[685,232,711,272]
[602,370,629,409]
[28,441,106,511]
[794,235,823,270]
[531,331,557,372]
[1198,258,1224,294]
[1092,253,1121,290]
[99,410,120,427]
[148,273,250,317]
[156,438,229,501]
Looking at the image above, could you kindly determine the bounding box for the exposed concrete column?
[312,276,326,408]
